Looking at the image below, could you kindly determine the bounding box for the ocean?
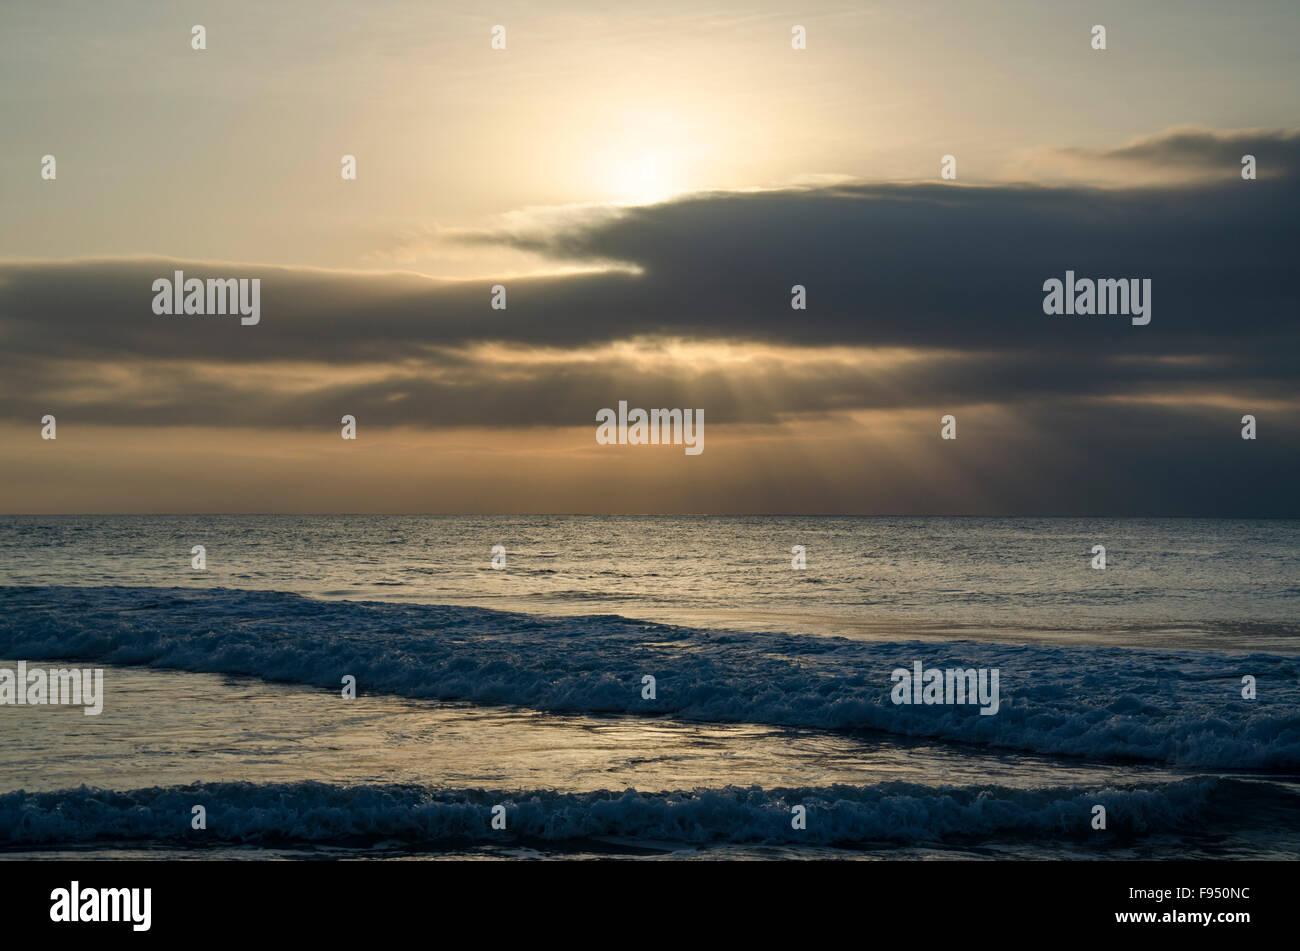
[1,515,1297,859]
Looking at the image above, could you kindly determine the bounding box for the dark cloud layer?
[0,349,1293,429]
[3,183,1295,362]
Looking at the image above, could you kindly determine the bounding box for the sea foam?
[4,776,1287,848]
[1,585,1297,769]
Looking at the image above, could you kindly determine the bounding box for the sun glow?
[606,151,676,205]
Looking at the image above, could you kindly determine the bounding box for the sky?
[1,0,1297,514]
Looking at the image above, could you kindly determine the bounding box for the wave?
[4,776,1290,849]
[2,585,1298,769]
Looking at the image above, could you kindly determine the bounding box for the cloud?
[1010,127,1300,185]
[1069,127,1300,174]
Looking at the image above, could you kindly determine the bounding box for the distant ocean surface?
[1,516,1297,860]
[3,515,1298,647]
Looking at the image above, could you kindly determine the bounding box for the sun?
[605,152,676,205]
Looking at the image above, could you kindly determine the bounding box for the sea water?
[1,516,1296,859]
